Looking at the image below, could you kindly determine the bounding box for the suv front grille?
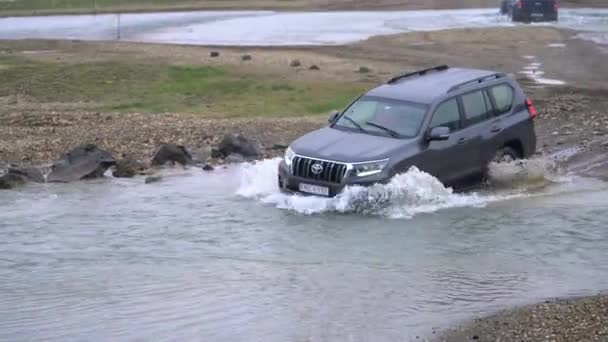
[292,156,348,183]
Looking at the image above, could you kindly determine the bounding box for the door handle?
[491,126,502,133]
[457,137,468,144]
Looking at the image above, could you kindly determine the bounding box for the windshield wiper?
[342,115,367,133]
[365,121,401,138]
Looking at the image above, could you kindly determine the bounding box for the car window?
[461,90,492,126]
[490,84,514,115]
[429,98,461,131]
[335,96,428,138]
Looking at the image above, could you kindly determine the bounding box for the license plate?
[298,183,330,196]
[531,13,544,17]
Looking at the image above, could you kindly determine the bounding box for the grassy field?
[0,54,365,117]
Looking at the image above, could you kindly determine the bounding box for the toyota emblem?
[311,163,324,175]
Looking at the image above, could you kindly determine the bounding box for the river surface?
[0,8,607,46]
[1,158,608,341]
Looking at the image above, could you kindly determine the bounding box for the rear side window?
[490,84,514,115]
[429,98,461,131]
[461,90,492,126]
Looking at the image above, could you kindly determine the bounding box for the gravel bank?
[438,294,608,342]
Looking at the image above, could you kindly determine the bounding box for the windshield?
[334,96,428,138]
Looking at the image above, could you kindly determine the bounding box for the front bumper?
[277,160,388,197]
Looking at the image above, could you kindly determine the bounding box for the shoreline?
[438,293,608,342]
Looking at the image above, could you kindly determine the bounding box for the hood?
[290,127,416,162]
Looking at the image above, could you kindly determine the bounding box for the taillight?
[525,98,536,119]
[554,1,559,11]
[517,0,522,9]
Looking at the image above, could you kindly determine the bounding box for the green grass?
[0,56,365,117]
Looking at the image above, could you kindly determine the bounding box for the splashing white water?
[236,159,537,218]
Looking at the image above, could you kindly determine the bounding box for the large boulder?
[47,144,115,183]
[217,134,260,158]
[151,144,193,167]
[7,166,45,183]
[0,172,27,189]
[112,158,147,178]
[0,166,45,189]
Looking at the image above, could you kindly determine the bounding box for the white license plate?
[531,13,544,17]
[299,183,330,196]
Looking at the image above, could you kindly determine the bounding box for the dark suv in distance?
[500,0,559,22]
[277,65,538,197]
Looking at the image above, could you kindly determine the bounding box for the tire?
[493,146,520,163]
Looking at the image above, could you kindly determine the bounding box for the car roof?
[366,67,502,104]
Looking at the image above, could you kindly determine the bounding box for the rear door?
[481,83,515,163]
[457,89,495,175]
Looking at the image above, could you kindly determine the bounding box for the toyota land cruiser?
[278,65,537,197]
[500,0,559,22]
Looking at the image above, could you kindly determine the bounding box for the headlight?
[284,147,295,166]
[350,159,389,177]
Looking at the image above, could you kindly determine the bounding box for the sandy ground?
[2,26,607,165]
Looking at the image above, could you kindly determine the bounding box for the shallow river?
[1,158,608,341]
[0,8,607,46]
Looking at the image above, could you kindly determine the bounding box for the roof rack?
[387,65,449,84]
[447,73,506,93]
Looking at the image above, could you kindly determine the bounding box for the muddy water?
[0,8,607,46]
[1,159,608,341]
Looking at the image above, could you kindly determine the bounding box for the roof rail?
[387,65,449,84]
[447,73,506,93]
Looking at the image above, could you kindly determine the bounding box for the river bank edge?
[436,293,608,342]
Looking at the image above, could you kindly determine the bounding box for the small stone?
[241,55,252,61]
[290,59,301,67]
[552,131,559,136]
[144,175,162,184]
[309,65,320,71]
[225,153,246,164]
[472,335,479,340]
[358,66,371,73]
[202,164,214,171]
[210,51,220,58]
[270,143,289,150]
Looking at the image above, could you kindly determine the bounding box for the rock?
[211,148,223,159]
[7,167,45,183]
[47,144,115,183]
[241,54,252,61]
[225,153,246,164]
[309,65,320,71]
[202,164,214,171]
[151,144,193,167]
[144,175,162,184]
[217,134,260,158]
[210,51,220,58]
[358,66,371,73]
[290,59,301,67]
[0,173,27,189]
[190,145,212,164]
[112,158,147,178]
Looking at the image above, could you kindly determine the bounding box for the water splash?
[236,159,559,218]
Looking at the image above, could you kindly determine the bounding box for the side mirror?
[328,110,340,123]
[426,126,451,141]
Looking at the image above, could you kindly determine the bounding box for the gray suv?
[278,65,537,197]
